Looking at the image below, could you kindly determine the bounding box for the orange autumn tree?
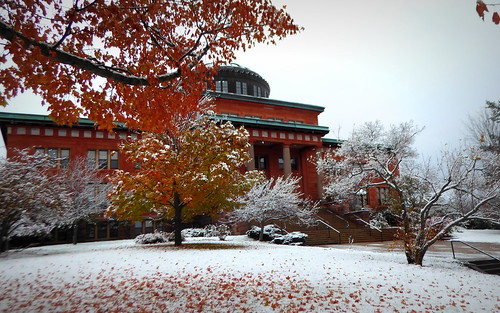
[0,0,299,132]
[108,103,260,245]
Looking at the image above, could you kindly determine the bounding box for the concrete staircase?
[297,209,398,245]
[466,259,500,276]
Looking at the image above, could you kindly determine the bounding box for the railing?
[316,219,341,243]
[326,209,349,227]
[450,240,500,262]
[355,218,382,232]
[355,218,384,241]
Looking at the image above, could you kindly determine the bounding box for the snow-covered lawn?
[0,234,499,313]
[451,228,500,243]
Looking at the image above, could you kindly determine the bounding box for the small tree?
[58,158,109,245]
[316,121,499,265]
[0,150,70,252]
[108,102,256,245]
[231,176,318,241]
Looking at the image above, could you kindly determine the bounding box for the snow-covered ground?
[0,233,499,313]
[451,228,500,244]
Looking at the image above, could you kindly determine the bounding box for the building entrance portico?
[246,137,323,200]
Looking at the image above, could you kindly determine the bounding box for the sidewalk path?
[327,240,500,261]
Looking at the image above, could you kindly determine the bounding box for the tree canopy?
[0,150,71,252]
[0,0,300,132]
[108,102,259,245]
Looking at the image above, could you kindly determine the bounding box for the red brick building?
[0,65,392,244]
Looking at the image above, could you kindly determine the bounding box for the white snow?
[451,229,500,244]
[0,235,498,312]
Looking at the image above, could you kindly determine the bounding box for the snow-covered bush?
[216,224,231,240]
[246,225,284,241]
[181,225,232,240]
[232,176,318,241]
[181,228,206,237]
[134,232,169,244]
[369,212,391,229]
[271,232,308,245]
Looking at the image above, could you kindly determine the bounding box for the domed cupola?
[214,64,270,98]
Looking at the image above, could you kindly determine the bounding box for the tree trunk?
[405,247,426,266]
[259,222,265,241]
[404,236,429,265]
[0,236,8,253]
[173,192,183,246]
[72,221,79,245]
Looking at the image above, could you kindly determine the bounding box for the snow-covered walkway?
[0,233,498,312]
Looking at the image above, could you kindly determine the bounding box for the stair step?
[466,259,500,276]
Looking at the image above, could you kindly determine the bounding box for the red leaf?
[477,1,489,20]
[493,12,500,24]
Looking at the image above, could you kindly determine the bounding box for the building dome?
[214,64,270,98]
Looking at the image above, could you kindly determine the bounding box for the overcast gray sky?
[233,0,500,158]
[1,0,500,159]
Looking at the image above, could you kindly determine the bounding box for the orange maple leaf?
[493,12,500,24]
[476,1,489,20]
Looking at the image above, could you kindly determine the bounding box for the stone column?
[283,144,291,177]
[247,143,255,171]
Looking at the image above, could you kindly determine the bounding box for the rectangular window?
[255,156,267,170]
[35,148,45,155]
[60,149,70,169]
[242,82,247,95]
[87,150,96,168]
[35,148,70,169]
[109,221,119,238]
[87,150,119,170]
[87,224,96,239]
[222,81,228,93]
[236,81,242,94]
[134,221,143,236]
[278,157,299,171]
[110,151,119,169]
[98,221,107,239]
[145,220,153,234]
[98,150,108,169]
[377,187,390,206]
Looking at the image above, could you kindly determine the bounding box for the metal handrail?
[450,240,500,262]
[326,209,350,227]
[316,219,342,244]
[316,219,340,233]
[356,218,382,232]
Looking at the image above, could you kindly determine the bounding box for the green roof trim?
[0,112,331,136]
[0,112,126,129]
[216,115,330,135]
[208,92,325,112]
[321,137,344,146]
